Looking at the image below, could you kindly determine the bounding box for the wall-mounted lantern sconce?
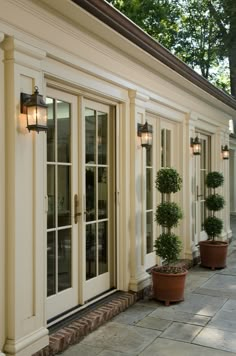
[221,145,229,160]
[137,121,153,148]
[190,136,201,155]
[21,86,48,133]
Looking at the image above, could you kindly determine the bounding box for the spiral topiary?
[204,171,224,241]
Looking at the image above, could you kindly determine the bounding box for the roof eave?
[72,0,236,111]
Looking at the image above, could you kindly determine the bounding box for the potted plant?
[152,167,187,306]
[199,171,228,270]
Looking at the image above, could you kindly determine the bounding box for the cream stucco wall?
[0,0,234,355]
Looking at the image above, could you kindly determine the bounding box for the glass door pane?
[85,107,109,281]
[46,97,72,297]
[84,100,113,302]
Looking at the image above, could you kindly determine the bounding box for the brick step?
[32,291,136,356]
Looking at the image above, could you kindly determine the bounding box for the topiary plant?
[154,168,183,266]
[204,171,225,241]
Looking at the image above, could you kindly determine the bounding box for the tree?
[108,0,236,96]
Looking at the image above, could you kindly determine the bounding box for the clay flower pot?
[152,267,188,306]
[199,240,228,270]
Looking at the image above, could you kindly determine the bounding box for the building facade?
[0,0,235,355]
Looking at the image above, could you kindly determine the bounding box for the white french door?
[46,88,78,319]
[83,100,114,301]
[46,89,115,320]
[194,133,211,243]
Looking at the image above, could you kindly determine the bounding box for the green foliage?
[154,168,183,265]
[205,194,225,211]
[204,216,223,238]
[204,171,224,241]
[206,171,224,188]
[154,233,182,264]
[108,0,236,95]
[155,202,183,230]
[155,168,182,194]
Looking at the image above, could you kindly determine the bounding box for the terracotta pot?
[199,240,228,270]
[152,268,187,306]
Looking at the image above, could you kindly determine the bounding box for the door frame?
[46,84,118,321]
[194,132,211,245]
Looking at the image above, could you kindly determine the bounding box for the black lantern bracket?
[20,86,48,133]
[221,145,229,160]
[137,121,153,149]
[190,136,201,155]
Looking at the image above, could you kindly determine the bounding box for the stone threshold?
[32,291,137,356]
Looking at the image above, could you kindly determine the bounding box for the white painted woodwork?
[0,0,234,354]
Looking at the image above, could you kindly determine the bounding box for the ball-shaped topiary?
[206,172,224,189]
[154,233,182,265]
[204,216,223,238]
[155,201,183,230]
[155,168,182,194]
[205,194,225,211]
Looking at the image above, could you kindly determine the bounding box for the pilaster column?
[0,31,6,356]
[2,37,48,356]
[128,90,151,292]
[183,113,197,259]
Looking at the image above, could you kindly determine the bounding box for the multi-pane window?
[85,108,109,280]
[146,147,153,253]
[161,129,171,168]
[47,98,72,297]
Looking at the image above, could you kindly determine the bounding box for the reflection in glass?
[57,100,71,163]
[98,221,108,275]
[146,146,152,167]
[86,167,96,221]
[46,98,55,162]
[47,165,55,229]
[146,212,153,253]
[200,170,206,199]
[200,201,206,231]
[98,112,107,165]
[166,129,171,167]
[161,129,164,167]
[58,166,71,227]
[47,231,56,296]
[58,229,72,292]
[86,224,96,280]
[200,139,206,170]
[146,168,152,210]
[98,167,107,219]
[85,108,96,164]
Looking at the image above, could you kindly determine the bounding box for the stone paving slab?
[195,274,236,299]
[139,338,236,356]
[112,304,156,325]
[80,321,160,354]
[62,344,103,356]
[167,293,227,316]
[149,309,210,326]
[136,316,172,331]
[193,327,236,353]
[160,321,203,342]
[207,299,236,332]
